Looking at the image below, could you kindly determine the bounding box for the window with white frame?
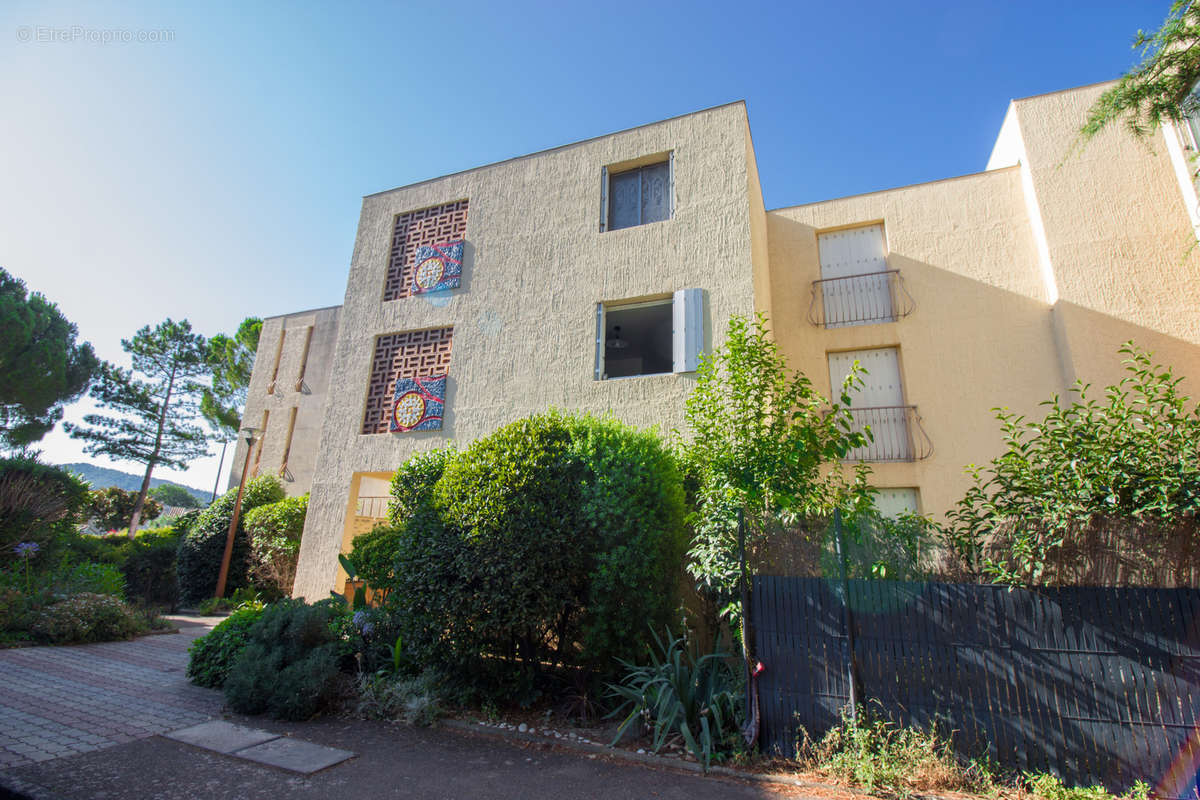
[601,154,674,231]
[817,224,895,327]
[873,488,920,519]
[595,289,703,379]
[828,347,913,461]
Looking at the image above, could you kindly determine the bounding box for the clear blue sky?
[0,0,1169,493]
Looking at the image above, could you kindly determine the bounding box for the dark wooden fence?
[751,576,1200,796]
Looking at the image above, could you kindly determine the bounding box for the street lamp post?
[214,426,260,600]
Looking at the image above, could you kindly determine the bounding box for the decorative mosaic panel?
[382,201,469,302]
[411,239,464,294]
[361,327,453,434]
[390,374,447,432]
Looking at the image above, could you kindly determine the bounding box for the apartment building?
[231,82,1200,600]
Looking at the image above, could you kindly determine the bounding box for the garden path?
[0,616,222,768]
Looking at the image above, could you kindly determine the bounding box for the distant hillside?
[57,463,210,504]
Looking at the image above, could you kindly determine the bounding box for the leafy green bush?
[243,493,307,597]
[30,592,143,643]
[388,446,455,523]
[61,530,130,565]
[120,527,181,606]
[368,411,686,701]
[86,487,162,534]
[0,458,90,564]
[186,602,265,688]
[1025,773,1149,800]
[176,476,284,606]
[944,343,1200,585]
[347,523,404,592]
[682,314,872,626]
[222,598,347,720]
[49,560,126,598]
[607,629,741,769]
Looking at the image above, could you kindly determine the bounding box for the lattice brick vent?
[361,327,454,434]
[383,200,469,302]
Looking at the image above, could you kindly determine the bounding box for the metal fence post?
[832,508,861,720]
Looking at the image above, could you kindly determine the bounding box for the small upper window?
[601,155,674,231]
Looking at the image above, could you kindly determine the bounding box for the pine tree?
[67,319,210,536]
[0,267,99,449]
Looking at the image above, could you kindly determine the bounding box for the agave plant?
[607,628,741,769]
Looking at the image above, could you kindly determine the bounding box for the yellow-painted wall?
[765,168,1066,520]
[764,82,1200,523]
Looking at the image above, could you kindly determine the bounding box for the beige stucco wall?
[229,305,340,498]
[763,82,1200,522]
[1002,83,1200,392]
[292,102,760,599]
[765,167,1065,520]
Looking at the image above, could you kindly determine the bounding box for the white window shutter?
[668,151,676,219]
[599,166,609,232]
[672,288,703,373]
[594,303,604,379]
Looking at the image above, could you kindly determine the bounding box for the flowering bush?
[30,592,143,644]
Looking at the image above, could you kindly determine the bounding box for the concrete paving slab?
[232,737,354,774]
[163,721,279,754]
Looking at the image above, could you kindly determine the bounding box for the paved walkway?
[0,618,822,800]
[0,617,223,768]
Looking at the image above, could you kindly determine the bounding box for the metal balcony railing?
[355,495,390,519]
[844,405,933,462]
[808,269,915,328]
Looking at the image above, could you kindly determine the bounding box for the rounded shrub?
[30,593,142,643]
[373,411,687,698]
[222,598,347,720]
[176,476,285,607]
[186,602,265,688]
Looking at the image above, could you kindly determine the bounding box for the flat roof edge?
[362,100,747,200]
[263,303,343,321]
[768,164,1021,212]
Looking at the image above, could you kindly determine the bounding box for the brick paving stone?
[0,617,223,769]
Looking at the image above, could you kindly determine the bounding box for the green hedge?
[222,599,347,719]
[187,603,265,688]
[176,477,284,606]
[364,411,686,699]
[243,493,307,597]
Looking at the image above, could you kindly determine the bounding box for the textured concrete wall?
[229,305,340,498]
[292,102,759,599]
